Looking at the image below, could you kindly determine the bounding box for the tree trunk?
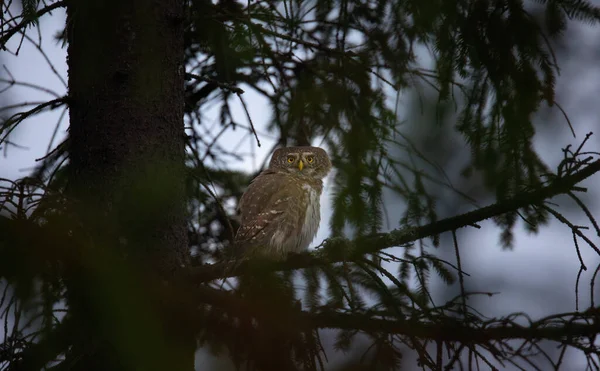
[64,0,193,370]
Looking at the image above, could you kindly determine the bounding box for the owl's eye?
[306,156,314,163]
[287,156,295,163]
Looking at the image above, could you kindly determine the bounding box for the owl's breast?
[296,183,321,252]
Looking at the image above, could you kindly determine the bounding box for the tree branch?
[310,310,600,343]
[175,279,600,346]
[188,159,600,282]
[0,1,66,50]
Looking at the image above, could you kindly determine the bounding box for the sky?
[2,4,600,370]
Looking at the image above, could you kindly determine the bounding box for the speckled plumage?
[234,146,331,258]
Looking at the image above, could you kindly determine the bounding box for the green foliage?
[183,0,600,249]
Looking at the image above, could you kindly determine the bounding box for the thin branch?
[175,281,600,346]
[189,159,600,282]
[308,311,600,343]
[0,1,67,50]
[185,73,245,95]
[452,230,467,317]
[237,92,261,147]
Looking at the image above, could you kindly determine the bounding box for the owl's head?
[269,146,332,179]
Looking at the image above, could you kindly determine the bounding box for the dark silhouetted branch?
[0,1,66,50]
[175,279,600,346]
[310,310,600,343]
[189,159,600,282]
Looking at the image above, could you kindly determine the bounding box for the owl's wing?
[234,171,301,249]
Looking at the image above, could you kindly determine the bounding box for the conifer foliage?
[2,0,600,370]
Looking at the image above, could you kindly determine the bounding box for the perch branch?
[188,159,600,282]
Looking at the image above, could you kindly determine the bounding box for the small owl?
[234,146,332,259]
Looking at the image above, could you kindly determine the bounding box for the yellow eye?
[306,156,314,163]
[287,156,295,163]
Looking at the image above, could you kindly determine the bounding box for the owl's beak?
[298,160,304,171]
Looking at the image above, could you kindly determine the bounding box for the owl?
[234,146,332,259]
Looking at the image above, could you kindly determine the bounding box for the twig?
[452,230,467,317]
[185,73,245,95]
[0,1,66,50]
[237,92,261,147]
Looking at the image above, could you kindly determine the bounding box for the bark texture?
[64,0,192,370]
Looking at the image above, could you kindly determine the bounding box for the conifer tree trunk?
[64,1,193,370]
